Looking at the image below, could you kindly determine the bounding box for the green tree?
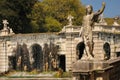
[0,0,85,33]
[42,0,85,26]
[45,16,61,32]
[29,0,85,33]
[0,0,37,33]
[28,2,46,32]
[0,0,17,30]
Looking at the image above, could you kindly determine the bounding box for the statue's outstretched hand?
[102,2,105,6]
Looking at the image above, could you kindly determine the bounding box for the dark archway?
[76,42,85,60]
[58,55,66,72]
[116,52,120,57]
[30,43,43,71]
[103,42,111,60]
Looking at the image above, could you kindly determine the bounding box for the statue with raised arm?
[80,2,105,59]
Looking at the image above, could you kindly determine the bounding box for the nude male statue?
[80,2,105,59]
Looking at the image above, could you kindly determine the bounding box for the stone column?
[93,32,104,60]
[110,35,116,59]
[0,40,9,73]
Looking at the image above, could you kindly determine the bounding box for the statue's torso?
[82,13,94,37]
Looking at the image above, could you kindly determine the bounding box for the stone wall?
[0,33,59,73]
[0,24,120,73]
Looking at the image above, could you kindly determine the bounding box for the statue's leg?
[89,41,94,57]
[85,41,94,59]
[88,32,94,58]
[81,36,88,60]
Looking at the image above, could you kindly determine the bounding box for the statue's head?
[86,5,93,14]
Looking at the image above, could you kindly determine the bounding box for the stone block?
[93,60,109,70]
[72,60,93,72]
[72,60,110,73]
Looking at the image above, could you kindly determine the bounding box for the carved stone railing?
[93,24,120,34]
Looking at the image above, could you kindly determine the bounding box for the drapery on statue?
[80,2,105,59]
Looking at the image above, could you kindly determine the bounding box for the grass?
[0,70,72,78]
[53,72,72,78]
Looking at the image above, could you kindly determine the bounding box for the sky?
[81,0,120,18]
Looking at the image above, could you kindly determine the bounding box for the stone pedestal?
[72,57,120,80]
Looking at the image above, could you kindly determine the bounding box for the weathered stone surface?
[72,60,93,72]
[72,57,120,80]
[72,60,110,72]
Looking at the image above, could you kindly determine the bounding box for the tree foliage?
[0,0,37,33]
[28,2,47,32]
[29,0,85,33]
[45,16,62,32]
[0,0,85,33]
[105,18,114,25]
[105,18,120,25]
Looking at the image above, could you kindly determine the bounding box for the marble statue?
[67,15,74,26]
[3,19,9,30]
[80,2,106,59]
[0,19,14,36]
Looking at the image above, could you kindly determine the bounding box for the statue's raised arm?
[93,2,105,22]
[94,2,106,16]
